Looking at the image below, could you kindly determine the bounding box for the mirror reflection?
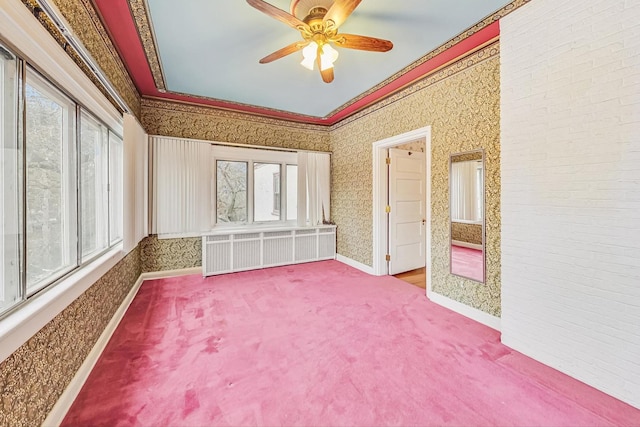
[449,150,485,283]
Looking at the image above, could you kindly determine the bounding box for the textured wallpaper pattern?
[140,235,202,272]
[0,247,141,427]
[22,0,142,116]
[142,99,330,152]
[452,222,483,245]
[331,43,501,316]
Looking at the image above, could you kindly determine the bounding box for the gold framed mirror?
[449,149,485,283]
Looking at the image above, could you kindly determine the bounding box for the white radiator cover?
[202,225,336,276]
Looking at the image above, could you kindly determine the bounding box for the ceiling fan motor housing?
[290,0,334,20]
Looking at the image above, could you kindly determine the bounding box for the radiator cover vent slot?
[202,226,336,276]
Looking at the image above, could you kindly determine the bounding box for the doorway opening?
[372,126,432,293]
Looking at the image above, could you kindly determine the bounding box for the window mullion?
[75,104,82,266]
[19,58,27,304]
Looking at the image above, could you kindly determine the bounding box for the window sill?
[0,244,125,363]
[206,223,335,235]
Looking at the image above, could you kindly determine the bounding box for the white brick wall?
[500,0,640,409]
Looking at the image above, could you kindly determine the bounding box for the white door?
[388,148,426,275]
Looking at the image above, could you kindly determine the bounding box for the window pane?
[25,69,77,293]
[1,45,21,313]
[254,163,280,222]
[80,111,109,260]
[217,160,247,223]
[286,164,297,221]
[109,131,123,244]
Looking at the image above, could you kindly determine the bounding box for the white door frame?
[372,126,432,289]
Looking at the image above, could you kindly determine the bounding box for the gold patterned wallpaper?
[331,43,501,316]
[18,0,142,116]
[142,98,330,151]
[49,0,141,116]
[452,222,483,245]
[140,235,202,272]
[0,247,141,427]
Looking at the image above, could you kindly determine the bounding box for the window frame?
[0,45,19,309]
[24,67,78,295]
[212,145,297,228]
[78,108,110,262]
[0,46,124,318]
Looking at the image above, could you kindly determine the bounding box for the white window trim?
[79,110,110,262]
[0,53,5,303]
[213,145,298,229]
[0,243,123,363]
[25,68,79,296]
[0,0,126,362]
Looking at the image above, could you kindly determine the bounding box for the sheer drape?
[297,152,331,226]
[451,161,479,222]
[151,137,212,236]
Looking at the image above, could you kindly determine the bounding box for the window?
[253,163,280,222]
[109,131,123,244]
[80,111,108,261]
[0,45,123,317]
[213,146,298,227]
[216,160,247,223]
[1,44,20,313]
[25,68,77,293]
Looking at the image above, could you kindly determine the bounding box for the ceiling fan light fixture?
[300,41,339,71]
[319,43,339,71]
[301,42,318,70]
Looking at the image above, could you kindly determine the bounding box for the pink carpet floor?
[451,245,484,282]
[62,260,640,426]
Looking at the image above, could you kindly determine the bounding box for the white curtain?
[451,161,479,222]
[297,152,331,226]
[151,136,212,236]
[123,113,148,251]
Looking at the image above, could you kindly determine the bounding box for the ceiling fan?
[246,0,393,83]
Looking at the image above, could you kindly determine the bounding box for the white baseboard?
[42,266,201,427]
[427,289,501,331]
[42,274,144,427]
[141,267,202,280]
[336,254,375,275]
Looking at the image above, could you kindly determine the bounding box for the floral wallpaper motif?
[452,222,483,245]
[142,98,330,151]
[140,235,202,272]
[19,0,142,116]
[128,0,166,91]
[329,0,530,116]
[0,247,141,427]
[331,43,501,317]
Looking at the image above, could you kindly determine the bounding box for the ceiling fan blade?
[323,0,362,29]
[320,66,334,83]
[333,34,393,52]
[315,46,334,83]
[246,0,309,31]
[259,41,309,64]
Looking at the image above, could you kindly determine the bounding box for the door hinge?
[385,157,391,165]
[385,205,391,213]
[385,254,391,261]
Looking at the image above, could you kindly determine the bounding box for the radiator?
[202,225,336,276]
